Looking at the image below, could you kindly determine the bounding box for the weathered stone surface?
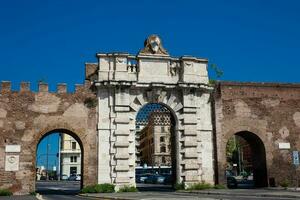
[293,112,300,127]
[14,121,25,130]
[215,82,300,187]
[28,93,61,113]
[0,108,7,118]
[0,83,97,195]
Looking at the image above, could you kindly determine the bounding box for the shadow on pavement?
[35,181,80,195]
[136,183,175,192]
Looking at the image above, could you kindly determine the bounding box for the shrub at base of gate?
[81,183,115,193]
[118,185,138,192]
[174,182,185,190]
[279,180,290,188]
[213,184,226,189]
[175,182,226,191]
[0,189,12,196]
[187,182,213,190]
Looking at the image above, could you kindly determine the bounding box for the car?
[136,174,151,183]
[144,174,165,184]
[227,176,238,188]
[75,174,81,181]
[61,174,68,180]
[162,174,173,185]
[68,174,81,181]
[155,175,166,184]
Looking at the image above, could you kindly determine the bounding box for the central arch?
[134,103,178,190]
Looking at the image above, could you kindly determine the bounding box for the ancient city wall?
[0,81,98,194]
[215,81,300,186]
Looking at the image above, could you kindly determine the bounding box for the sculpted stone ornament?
[139,35,169,55]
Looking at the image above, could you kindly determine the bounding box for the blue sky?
[1,0,300,92]
[2,0,300,169]
[36,133,59,170]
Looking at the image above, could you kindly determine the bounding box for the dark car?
[136,174,151,183]
[144,174,165,184]
[162,174,173,185]
[226,170,237,188]
[68,174,78,181]
[227,176,238,188]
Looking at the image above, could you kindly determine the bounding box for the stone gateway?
[0,35,299,194]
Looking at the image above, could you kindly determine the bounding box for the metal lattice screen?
[136,103,171,126]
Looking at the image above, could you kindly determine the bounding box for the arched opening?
[35,129,84,195]
[225,131,268,188]
[135,103,176,191]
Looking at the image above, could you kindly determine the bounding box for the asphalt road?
[36,181,85,200]
[4,181,292,200]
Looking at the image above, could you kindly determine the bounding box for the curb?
[79,190,300,200]
[177,190,300,199]
[36,193,44,200]
[78,194,135,200]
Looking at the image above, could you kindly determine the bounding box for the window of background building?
[70,156,77,163]
[160,136,165,142]
[162,156,166,164]
[160,146,166,153]
[72,142,76,150]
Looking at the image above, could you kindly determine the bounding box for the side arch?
[224,131,268,188]
[34,128,85,189]
[30,122,97,191]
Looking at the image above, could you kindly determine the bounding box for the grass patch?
[0,189,12,196]
[279,180,289,188]
[213,184,226,189]
[187,182,213,190]
[118,185,138,192]
[81,183,115,193]
[29,191,37,196]
[174,182,185,190]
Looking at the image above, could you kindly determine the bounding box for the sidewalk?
[0,195,37,200]
[79,188,300,200]
[180,188,300,198]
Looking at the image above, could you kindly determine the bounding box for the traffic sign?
[293,151,299,166]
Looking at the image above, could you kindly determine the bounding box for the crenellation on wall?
[20,82,30,92]
[57,83,67,93]
[1,81,11,93]
[75,84,84,93]
[38,82,48,92]
[0,81,95,95]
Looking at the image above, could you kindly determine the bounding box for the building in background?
[60,134,81,177]
[139,110,172,166]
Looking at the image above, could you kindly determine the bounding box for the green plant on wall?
[84,97,97,108]
[210,63,223,78]
[209,63,223,85]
